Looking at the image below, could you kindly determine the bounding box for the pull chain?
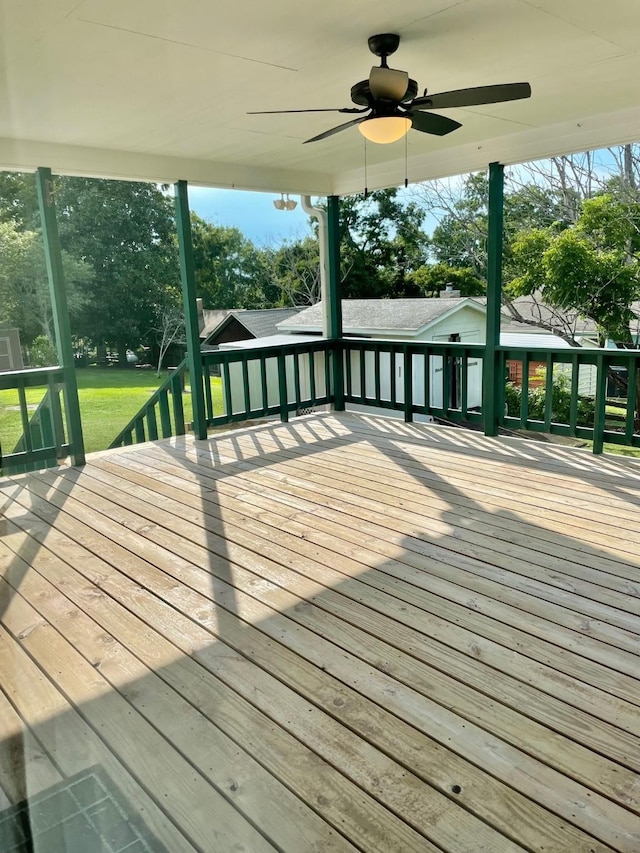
[364,137,369,199]
[404,131,408,189]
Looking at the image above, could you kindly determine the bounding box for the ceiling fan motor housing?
[350,77,418,107]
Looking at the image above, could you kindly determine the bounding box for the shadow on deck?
[0,412,639,853]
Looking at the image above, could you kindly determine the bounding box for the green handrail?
[0,367,69,475]
[95,339,640,456]
[499,345,640,452]
[202,339,335,426]
[108,359,189,449]
[341,339,485,425]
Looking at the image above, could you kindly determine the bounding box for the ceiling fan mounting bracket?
[367,33,400,61]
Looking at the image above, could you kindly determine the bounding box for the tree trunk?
[624,144,636,191]
[117,341,128,367]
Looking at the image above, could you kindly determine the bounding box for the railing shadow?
[0,412,639,850]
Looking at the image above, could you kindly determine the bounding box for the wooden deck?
[1,411,640,853]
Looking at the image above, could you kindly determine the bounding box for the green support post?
[174,180,207,440]
[35,167,86,466]
[326,195,344,411]
[482,162,504,437]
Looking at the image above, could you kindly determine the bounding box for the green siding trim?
[174,180,207,439]
[35,167,86,466]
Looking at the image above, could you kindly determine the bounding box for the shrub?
[505,368,595,427]
[29,335,58,367]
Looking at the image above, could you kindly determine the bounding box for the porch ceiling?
[2,0,640,194]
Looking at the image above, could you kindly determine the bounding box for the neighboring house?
[201,307,302,351]
[198,306,304,394]
[0,328,24,372]
[216,295,628,422]
[278,294,489,414]
[277,293,487,343]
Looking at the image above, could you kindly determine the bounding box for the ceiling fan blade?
[411,82,531,110]
[408,111,462,136]
[303,116,366,144]
[247,107,366,115]
[369,66,409,101]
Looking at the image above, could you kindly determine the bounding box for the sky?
[187,186,313,246]
[185,147,627,246]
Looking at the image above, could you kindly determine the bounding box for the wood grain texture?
[1,411,639,853]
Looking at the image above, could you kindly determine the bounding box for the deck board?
[1,412,639,852]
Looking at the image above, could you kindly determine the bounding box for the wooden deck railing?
[108,359,189,449]
[5,340,640,470]
[498,346,640,454]
[0,367,69,473]
[342,340,486,425]
[202,339,334,425]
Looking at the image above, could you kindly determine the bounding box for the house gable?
[414,301,487,342]
[278,298,487,339]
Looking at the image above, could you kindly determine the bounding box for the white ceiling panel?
[1,0,640,193]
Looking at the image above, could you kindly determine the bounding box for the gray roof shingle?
[277,298,484,334]
[202,308,302,343]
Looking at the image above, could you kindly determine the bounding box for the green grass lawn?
[0,367,224,456]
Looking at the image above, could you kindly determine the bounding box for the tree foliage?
[55,177,180,362]
[191,214,268,309]
[509,195,640,343]
[0,218,91,344]
[263,236,322,307]
[408,263,485,298]
[339,189,429,298]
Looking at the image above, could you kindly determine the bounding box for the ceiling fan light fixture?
[358,116,411,144]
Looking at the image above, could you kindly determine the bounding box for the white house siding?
[344,307,486,415]
[417,307,487,344]
[221,338,328,416]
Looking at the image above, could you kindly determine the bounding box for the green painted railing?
[0,367,69,474]
[103,339,640,456]
[202,339,335,425]
[109,359,189,449]
[342,340,486,425]
[498,346,640,454]
[4,342,635,465]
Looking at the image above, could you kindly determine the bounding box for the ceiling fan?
[248,33,531,144]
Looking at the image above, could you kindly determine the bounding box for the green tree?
[191,215,268,309]
[426,173,490,277]
[424,172,567,281]
[55,177,180,363]
[263,236,321,307]
[408,263,485,298]
[509,194,640,344]
[339,189,429,298]
[0,219,91,345]
[0,171,40,230]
